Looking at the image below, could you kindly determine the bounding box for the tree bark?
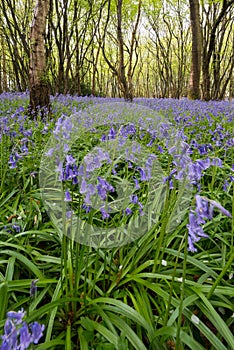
[202,0,234,100]
[116,0,132,101]
[0,34,8,92]
[29,0,50,116]
[188,0,202,99]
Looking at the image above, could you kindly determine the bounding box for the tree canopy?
[0,0,233,103]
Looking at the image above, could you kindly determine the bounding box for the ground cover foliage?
[0,92,233,349]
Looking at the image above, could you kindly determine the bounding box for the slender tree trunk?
[0,35,8,91]
[92,43,101,96]
[117,0,132,101]
[188,0,202,99]
[29,0,50,116]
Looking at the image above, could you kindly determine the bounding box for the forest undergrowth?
[0,93,233,350]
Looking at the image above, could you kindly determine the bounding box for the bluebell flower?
[108,127,116,139]
[146,138,155,147]
[211,157,222,167]
[66,154,76,165]
[77,165,84,177]
[138,201,144,216]
[56,161,64,181]
[168,179,174,189]
[133,177,140,190]
[82,204,92,213]
[163,169,177,184]
[187,211,209,252]
[137,167,148,181]
[122,123,136,136]
[146,166,152,180]
[8,155,17,169]
[19,323,31,349]
[72,164,79,184]
[30,171,37,178]
[63,143,70,152]
[125,147,139,163]
[207,198,232,218]
[64,190,71,202]
[112,165,118,175]
[187,195,232,252]
[15,153,22,162]
[127,161,133,168]
[45,147,54,157]
[125,207,132,215]
[97,177,114,201]
[96,148,111,163]
[100,207,110,219]
[130,194,138,204]
[21,144,28,154]
[66,211,73,218]
[84,184,96,204]
[157,145,164,153]
[65,165,74,180]
[0,308,44,350]
[3,320,14,336]
[223,180,229,191]
[195,195,213,222]
[7,310,25,324]
[80,178,87,194]
[117,136,127,147]
[84,153,101,172]
[30,279,39,298]
[197,144,212,155]
[186,159,210,185]
[101,134,107,142]
[12,224,21,233]
[30,322,45,344]
[1,320,18,349]
[145,154,157,167]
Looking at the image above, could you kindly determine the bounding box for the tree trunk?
[201,0,234,100]
[0,35,8,92]
[29,0,50,117]
[188,0,202,99]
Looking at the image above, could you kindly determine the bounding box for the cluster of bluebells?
[0,309,44,350]
[141,100,233,193]
[3,224,21,234]
[51,113,233,245]
[43,99,234,249]
[53,123,160,220]
[223,164,234,191]
[0,103,51,170]
[50,94,234,125]
[187,195,232,252]
[136,98,234,187]
[1,95,233,253]
[167,139,226,190]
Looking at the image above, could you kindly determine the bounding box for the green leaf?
[66,324,72,350]
[5,257,15,281]
[81,317,118,347]
[0,282,8,320]
[90,297,154,336]
[0,189,18,208]
[193,289,234,349]
[0,250,44,279]
[35,339,66,349]
[78,328,89,350]
[107,312,148,350]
